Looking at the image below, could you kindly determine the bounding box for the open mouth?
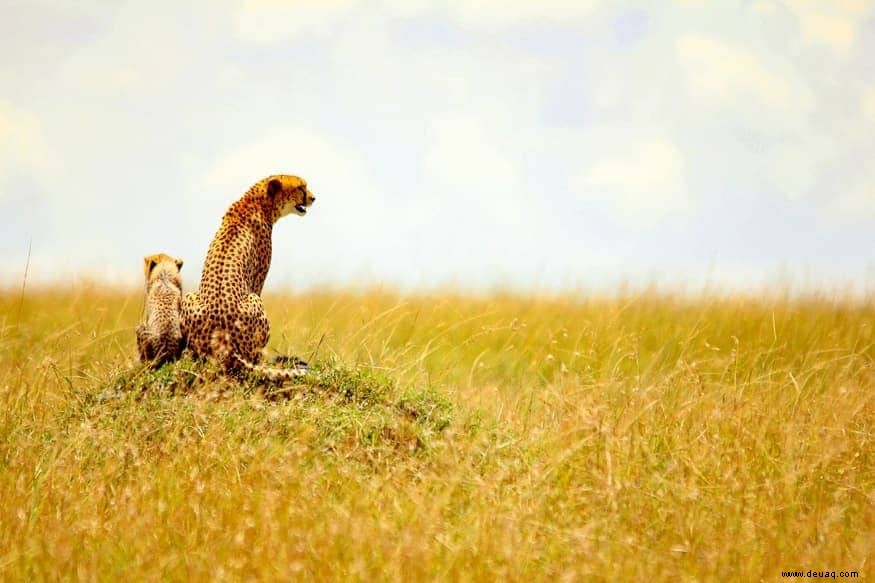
[294,204,307,215]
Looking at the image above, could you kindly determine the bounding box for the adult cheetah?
[136,253,184,366]
[181,174,315,376]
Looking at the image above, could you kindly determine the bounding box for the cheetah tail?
[237,357,308,381]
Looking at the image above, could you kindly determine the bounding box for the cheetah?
[136,253,184,366]
[180,174,315,377]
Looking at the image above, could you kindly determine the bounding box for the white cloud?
[57,3,211,93]
[237,0,602,44]
[828,190,875,222]
[424,116,524,226]
[576,138,689,223]
[0,102,59,197]
[827,168,875,222]
[749,1,777,17]
[313,14,555,230]
[236,0,360,43]
[379,0,431,18]
[442,0,602,31]
[676,35,795,110]
[863,87,875,124]
[767,135,837,200]
[425,117,517,194]
[782,0,871,55]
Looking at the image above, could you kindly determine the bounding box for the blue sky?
[1,0,873,293]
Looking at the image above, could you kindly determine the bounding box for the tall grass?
[0,284,872,580]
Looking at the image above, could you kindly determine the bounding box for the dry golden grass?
[0,283,873,580]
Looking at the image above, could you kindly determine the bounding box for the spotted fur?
[181,175,315,376]
[136,253,184,366]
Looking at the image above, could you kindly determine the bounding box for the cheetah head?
[266,175,316,220]
[143,253,183,287]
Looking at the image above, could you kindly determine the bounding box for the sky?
[1,0,873,294]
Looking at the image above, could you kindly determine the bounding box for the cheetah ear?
[144,256,157,274]
[175,258,184,270]
[267,178,282,197]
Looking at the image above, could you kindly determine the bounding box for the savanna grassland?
[0,284,873,580]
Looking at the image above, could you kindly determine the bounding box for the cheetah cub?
[136,253,184,366]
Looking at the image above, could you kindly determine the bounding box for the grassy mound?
[95,358,460,462]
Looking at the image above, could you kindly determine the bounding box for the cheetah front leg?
[237,293,270,364]
[180,291,205,355]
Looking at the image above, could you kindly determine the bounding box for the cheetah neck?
[228,196,277,227]
[151,270,180,292]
